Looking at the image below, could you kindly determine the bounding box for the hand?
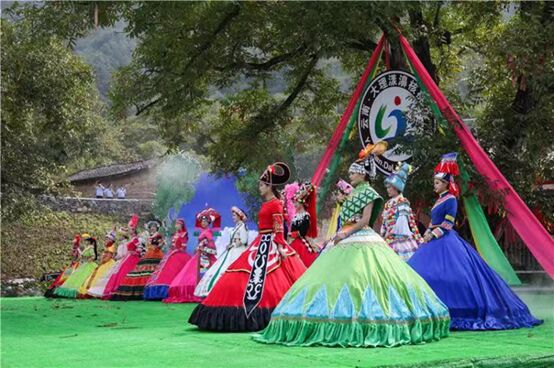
[334,231,348,241]
[423,233,433,243]
[278,246,288,259]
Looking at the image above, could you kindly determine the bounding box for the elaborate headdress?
[175,218,187,230]
[72,234,81,247]
[283,182,300,223]
[128,214,139,230]
[384,162,413,193]
[105,228,117,242]
[293,182,315,204]
[349,141,388,177]
[82,233,94,241]
[259,162,291,186]
[336,179,353,195]
[284,181,318,238]
[231,206,248,222]
[146,219,162,230]
[195,208,221,229]
[434,152,460,197]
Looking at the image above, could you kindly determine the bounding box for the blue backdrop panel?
[172,174,255,253]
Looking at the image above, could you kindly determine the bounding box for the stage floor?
[1,290,553,367]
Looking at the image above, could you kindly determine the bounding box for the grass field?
[1,290,553,367]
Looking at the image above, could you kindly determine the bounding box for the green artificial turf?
[1,291,553,368]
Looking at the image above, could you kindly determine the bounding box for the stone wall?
[40,196,153,217]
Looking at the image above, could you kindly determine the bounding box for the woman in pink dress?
[102,215,141,299]
[143,218,191,300]
[163,209,219,303]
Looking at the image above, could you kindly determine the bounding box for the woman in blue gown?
[408,153,543,331]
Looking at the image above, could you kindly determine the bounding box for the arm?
[426,198,457,241]
[408,208,424,244]
[379,210,387,238]
[334,202,374,241]
[272,213,289,258]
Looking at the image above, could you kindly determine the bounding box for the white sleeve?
[391,203,413,236]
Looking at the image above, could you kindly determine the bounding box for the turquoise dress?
[254,182,450,347]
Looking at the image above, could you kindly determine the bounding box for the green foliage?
[152,154,203,221]
[4,1,553,229]
[1,209,125,279]
[1,19,124,219]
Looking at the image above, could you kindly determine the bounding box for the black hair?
[86,238,98,261]
[271,186,281,199]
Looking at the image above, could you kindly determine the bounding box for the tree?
[1,18,124,219]
[6,1,553,226]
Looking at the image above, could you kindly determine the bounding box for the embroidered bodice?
[427,191,457,239]
[380,194,423,244]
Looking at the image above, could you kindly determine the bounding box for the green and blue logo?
[358,70,424,175]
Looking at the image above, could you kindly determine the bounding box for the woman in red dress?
[188,162,307,332]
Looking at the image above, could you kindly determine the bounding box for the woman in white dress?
[194,207,249,297]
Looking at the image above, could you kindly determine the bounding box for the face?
[175,222,183,231]
[294,201,303,211]
[231,212,240,223]
[386,184,399,198]
[348,171,365,186]
[433,178,448,194]
[258,181,271,197]
[201,218,209,228]
[101,251,113,263]
[149,225,157,234]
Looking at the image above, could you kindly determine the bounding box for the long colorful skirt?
[289,237,318,267]
[389,236,420,261]
[254,228,450,348]
[408,230,543,330]
[163,254,203,303]
[78,259,116,298]
[44,262,79,298]
[143,250,192,300]
[111,248,164,301]
[102,253,141,299]
[54,262,98,299]
[194,245,247,298]
[188,237,307,332]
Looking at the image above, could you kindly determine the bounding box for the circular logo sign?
[358,70,425,175]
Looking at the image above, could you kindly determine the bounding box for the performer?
[254,144,450,347]
[188,162,307,331]
[44,235,82,298]
[87,227,130,298]
[54,234,99,299]
[163,209,219,303]
[194,207,249,298]
[111,220,165,300]
[102,215,141,299]
[408,153,543,330]
[79,230,117,297]
[380,163,423,261]
[287,182,319,267]
[144,218,191,300]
